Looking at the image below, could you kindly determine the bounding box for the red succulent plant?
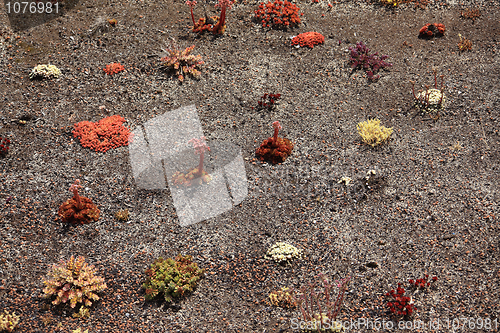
[58,179,100,225]
[419,23,445,38]
[256,121,293,164]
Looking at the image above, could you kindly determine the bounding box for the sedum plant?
[348,42,392,81]
[29,64,61,80]
[160,39,204,82]
[0,310,19,332]
[256,121,294,164]
[142,255,205,303]
[410,70,446,119]
[265,242,302,264]
[293,273,350,333]
[268,287,296,308]
[357,119,393,147]
[42,255,107,309]
[58,179,100,225]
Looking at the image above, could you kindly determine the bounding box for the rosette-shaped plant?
[58,179,100,225]
[161,40,204,82]
[410,70,446,119]
[72,115,133,152]
[256,121,293,164]
[291,32,324,49]
[29,64,61,80]
[142,255,205,303]
[42,256,107,309]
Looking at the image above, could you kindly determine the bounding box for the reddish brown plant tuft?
[291,32,324,49]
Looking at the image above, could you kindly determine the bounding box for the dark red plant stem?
[213,6,226,34]
[190,7,196,26]
[197,151,205,176]
[273,127,279,147]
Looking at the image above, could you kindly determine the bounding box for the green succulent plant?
[142,255,205,303]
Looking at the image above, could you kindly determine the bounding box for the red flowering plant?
[0,136,11,157]
[58,179,100,225]
[103,63,125,75]
[419,23,445,38]
[256,121,293,164]
[256,93,281,110]
[386,283,415,318]
[409,275,438,289]
[72,115,133,153]
[254,0,301,30]
[172,137,212,187]
[291,32,324,49]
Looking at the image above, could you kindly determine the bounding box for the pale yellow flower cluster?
[265,242,302,264]
[29,64,62,80]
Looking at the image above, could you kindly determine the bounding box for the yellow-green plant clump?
[0,310,19,332]
[301,313,346,332]
[42,256,107,309]
[357,119,393,147]
[142,255,205,303]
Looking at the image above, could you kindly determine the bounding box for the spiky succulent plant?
[42,256,107,309]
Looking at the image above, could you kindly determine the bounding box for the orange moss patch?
[72,115,133,152]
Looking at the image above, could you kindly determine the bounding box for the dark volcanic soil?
[0,0,499,332]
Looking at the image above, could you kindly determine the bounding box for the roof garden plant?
[142,255,205,303]
[256,121,293,164]
[418,23,445,38]
[103,63,125,75]
[172,137,212,187]
[357,119,393,147]
[410,70,446,119]
[293,273,350,332]
[72,115,133,152]
[291,32,324,49]
[187,0,234,34]
[58,179,100,225]
[0,136,10,157]
[348,42,392,81]
[254,0,301,29]
[42,256,107,311]
[160,39,204,82]
[29,64,61,80]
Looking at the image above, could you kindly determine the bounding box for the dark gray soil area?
[0,0,499,332]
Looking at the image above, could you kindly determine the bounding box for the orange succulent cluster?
[103,63,125,75]
[254,0,301,29]
[419,23,445,38]
[291,32,324,48]
[72,115,133,152]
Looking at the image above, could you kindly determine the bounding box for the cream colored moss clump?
[265,242,302,264]
[0,310,20,332]
[357,119,393,147]
[29,64,62,80]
